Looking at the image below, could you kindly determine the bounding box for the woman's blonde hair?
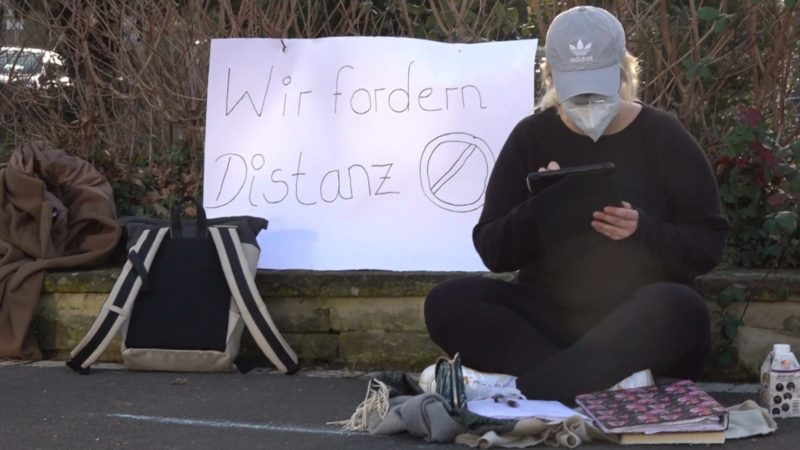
[537,50,640,110]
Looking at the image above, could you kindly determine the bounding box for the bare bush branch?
[0,0,796,216]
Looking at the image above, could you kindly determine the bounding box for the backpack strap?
[209,226,300,374]
[66,227,169,373]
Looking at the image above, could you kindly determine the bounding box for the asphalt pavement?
[1,361,798,449]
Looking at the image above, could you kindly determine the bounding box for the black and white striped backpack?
[66,201,298,374]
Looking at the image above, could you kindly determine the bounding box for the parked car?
[0,46,71,89]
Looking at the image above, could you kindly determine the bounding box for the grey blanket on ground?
[366,392,610,447]
[341,379,778,448]
[369,393,467,442]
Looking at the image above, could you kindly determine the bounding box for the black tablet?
[526,162,621,246]
[526,162,616,194]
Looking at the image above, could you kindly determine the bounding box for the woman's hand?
[591,201,639,240]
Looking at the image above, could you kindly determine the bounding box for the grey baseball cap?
[544,6,626,101]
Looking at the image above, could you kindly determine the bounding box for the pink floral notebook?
[575,380,729,434]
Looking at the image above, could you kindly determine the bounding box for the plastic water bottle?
[760,343,800,418]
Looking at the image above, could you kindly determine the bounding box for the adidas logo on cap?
[569,39,593,63]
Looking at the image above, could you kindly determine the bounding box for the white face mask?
[560,94,621,142]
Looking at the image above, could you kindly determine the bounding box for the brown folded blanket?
[0,141,120,359]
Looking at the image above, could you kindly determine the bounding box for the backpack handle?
[170,196,208,238]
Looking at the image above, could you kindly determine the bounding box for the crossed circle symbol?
[419,132,495,213]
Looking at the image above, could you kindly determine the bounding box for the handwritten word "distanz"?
[207,152,399,209]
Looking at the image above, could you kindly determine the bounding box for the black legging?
[424,276,710,404]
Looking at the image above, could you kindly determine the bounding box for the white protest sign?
[204,37,538,270]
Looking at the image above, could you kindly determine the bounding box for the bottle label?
[771,354,800,372]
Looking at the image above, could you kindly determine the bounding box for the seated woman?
[423,5,729,405]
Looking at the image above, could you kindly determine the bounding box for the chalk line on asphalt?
[108,413,356,436]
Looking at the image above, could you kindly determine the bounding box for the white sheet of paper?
[467,399,589,422]
[203,37,538,270]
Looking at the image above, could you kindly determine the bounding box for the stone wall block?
[338,331,444,370]
[734,303,800,337]
[735,326,800,378]
[266,298,331,332]
[35,293,122,361]
[706,302,800,337]
[239,332,338,364]
[254,271,447,298]
[329,297,426,332]
[42,268,120,293]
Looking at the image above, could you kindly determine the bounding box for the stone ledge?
[42,267,514,296]
[34,268,800,378]
[45,267,800,300]
[695,269,800,302]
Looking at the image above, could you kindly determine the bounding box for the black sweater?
[473,105,729,310]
